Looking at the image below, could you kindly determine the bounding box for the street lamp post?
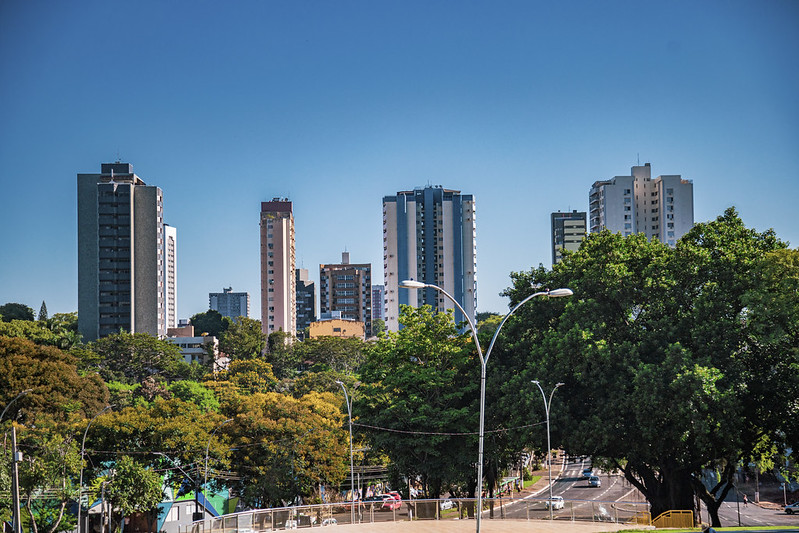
[202,418,233,518]
[77,405,113,533]
[335,381,356,526]
[400,279,572,532]
[531,380,564,521]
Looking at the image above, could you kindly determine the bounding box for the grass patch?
[624,526,796,533]
[523,475,542,489]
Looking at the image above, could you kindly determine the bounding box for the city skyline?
[1,1,797,320]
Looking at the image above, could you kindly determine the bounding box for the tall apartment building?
[383,186,477,332]
[551,210,586,265]
[589,163,694,246]
[77,162,176,341]
[371,284,385,323]
[295,269,316,340]
[319,252,372,337]
[164,224,177,329]
[209,287,250,319]
[260,199,296,336]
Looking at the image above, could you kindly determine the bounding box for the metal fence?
[184,497,651,532]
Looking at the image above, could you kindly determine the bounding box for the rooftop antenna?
[637,153,640,166]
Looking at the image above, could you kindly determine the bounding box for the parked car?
[321,518,338,526]
[440,499,454,510]
[381,494,401,511]
[588,475,601,487]
[785,502,799,514]
[545,496,565,510]
[582,467,593,479]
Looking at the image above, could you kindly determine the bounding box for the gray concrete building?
[295,269,316,340]
[77,162,174,341]
[209,287,250,319]
[551,210,587,265]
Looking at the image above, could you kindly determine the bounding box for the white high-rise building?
[589,163,694,246]
[383,186,477,332]
[163,224,177,330]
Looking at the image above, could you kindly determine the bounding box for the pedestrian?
[743,494,748,506]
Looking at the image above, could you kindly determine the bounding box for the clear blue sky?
[1,0,797,320]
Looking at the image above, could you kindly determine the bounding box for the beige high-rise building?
[260,199,296,336]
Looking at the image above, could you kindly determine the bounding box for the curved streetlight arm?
[400,281,483,360]
[1,389,33,423]
[77,405,113,533]
[203,418,233,492]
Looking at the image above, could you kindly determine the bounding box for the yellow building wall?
[309,319,365,339]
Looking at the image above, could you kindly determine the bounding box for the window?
[624,189,631,195]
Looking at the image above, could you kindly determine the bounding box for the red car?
[381,493,401,511]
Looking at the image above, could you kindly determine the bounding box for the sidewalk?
[325,520,644,533]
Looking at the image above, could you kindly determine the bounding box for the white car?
[440,499,454,510]
[785,502,799,514]
[588,475,601,487]
[545,496,565,510]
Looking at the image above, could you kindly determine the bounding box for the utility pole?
[11,426,23,533]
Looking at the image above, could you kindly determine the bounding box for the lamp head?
[400,279,427,289]
[548,288,573,298]
[531,380,540,385]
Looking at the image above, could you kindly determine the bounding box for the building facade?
[260,199,296,336]
[319,251,372,337]
[163,224,177,329]
[589,163,694,246]
[77,162,175,341]
[383,186,477,332]
[295,268,316,340]
[371,284,385,323]
[209,287,250,319]
[309,311,366,340]
[551,210,586,265]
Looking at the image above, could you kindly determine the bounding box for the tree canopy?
[355,305,479,498]
[0,302,35,322]
[498,208,796,525]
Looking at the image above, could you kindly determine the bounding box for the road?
[705,488,799,528]
[496,456,645,522]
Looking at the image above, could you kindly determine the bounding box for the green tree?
[168,380,221,412]
[84,332,186,385]
[226,391,347,507]
[105,456,164,533]
[371,319,386,337]
[355,305,479,498]
[38,301,48,322]
[0,336,109,423]
[17,428,81,533]
[293,336,366,374]
[190,310,230,338]
[498,208,792,526]
[0,302,35,322]
[220,317,266,360]
[265,331,299,378]
[212,358,278,395]
[0,318,80,351]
